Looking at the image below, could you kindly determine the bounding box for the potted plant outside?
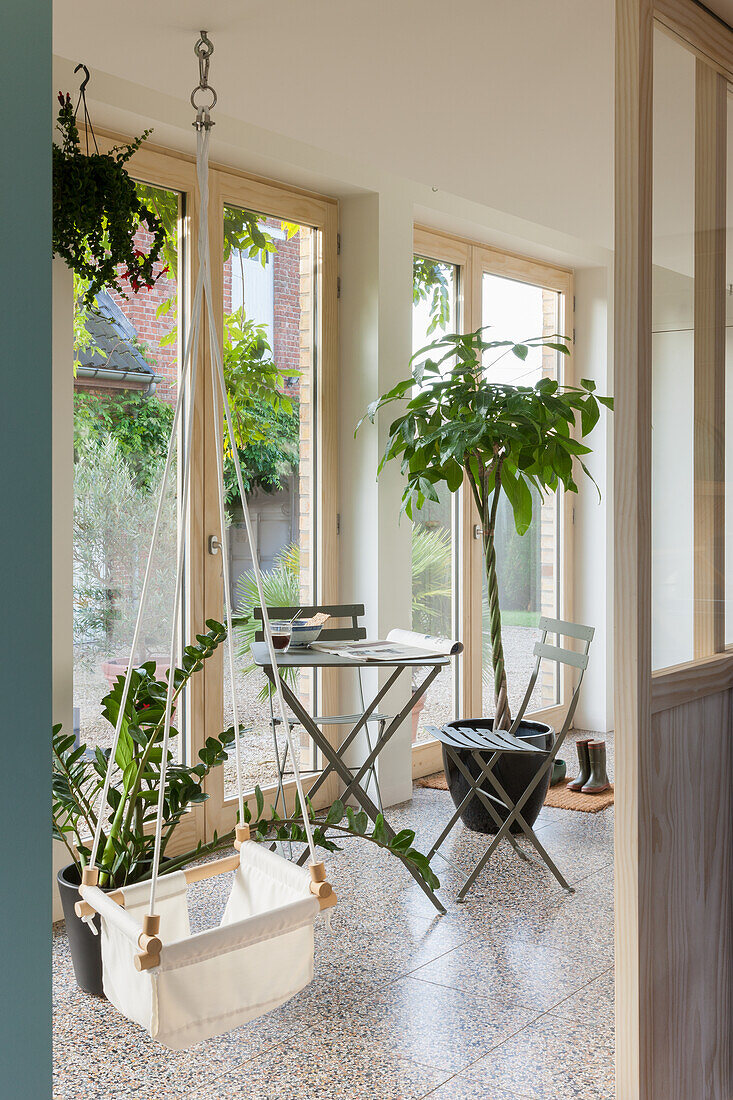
[359,327,612,832]
[54,621,438,995]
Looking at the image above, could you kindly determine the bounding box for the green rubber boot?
[581,740,611,794]
[567,738,592,791]
[551,758,567,785]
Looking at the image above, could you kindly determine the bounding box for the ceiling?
[54,0,616,251]
[53,1,733,257]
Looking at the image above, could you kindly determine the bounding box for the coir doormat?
[416,772,614,813]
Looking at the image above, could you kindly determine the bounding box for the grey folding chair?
[425,616,594,900]
[254,604,390,818]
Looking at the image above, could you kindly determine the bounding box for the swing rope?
[88,31,319,918]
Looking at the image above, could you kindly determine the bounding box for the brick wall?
[105,225,178,404]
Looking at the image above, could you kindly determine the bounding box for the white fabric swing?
[74,32,335,1050]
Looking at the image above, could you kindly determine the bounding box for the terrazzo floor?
[53,729,615,1100]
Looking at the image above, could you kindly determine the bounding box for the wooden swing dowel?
[309,880,332,899]
[134,950,160,972]
[81,866,99,887]
[309,861,327,883]
[138,932,162,955]
[233,824,250,850]
[142,914,160,937]
[184,853,240,884]
[74,899,96,920]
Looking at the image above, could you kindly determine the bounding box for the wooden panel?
[655,0,733,82]
[473,244,573,297]
[614,1,655,1096]
[693,62,727,658]
[645,690,733,1098]
[413,225,470,267]
[652,650,733,712]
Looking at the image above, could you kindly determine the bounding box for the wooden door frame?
[614,1,732,1095]
[203,167,339,836]
[411,226,575,776]
[81,133,207,860]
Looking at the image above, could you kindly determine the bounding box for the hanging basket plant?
[52,81,167,305]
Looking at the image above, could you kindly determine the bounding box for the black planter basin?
[57,864,105,997]
[441,718,554,834]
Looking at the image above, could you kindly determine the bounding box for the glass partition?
[651,30,696,670]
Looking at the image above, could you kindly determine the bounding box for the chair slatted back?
[253,604,367,643]
[508,617,594,740]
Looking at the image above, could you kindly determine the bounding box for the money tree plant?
[358,328,612,731]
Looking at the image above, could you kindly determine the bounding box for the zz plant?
[358,328,612,731]
[53,620,437,891]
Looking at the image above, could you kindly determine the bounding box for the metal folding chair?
[254,604,390,817]
[425,616,594,900]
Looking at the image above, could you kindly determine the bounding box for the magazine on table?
[310,629,463,662]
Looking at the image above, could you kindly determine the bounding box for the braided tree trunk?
[483,531,511,731]
[482,460,511,731]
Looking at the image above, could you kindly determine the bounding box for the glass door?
[71,144,207,856]
[411,253,461,744]
[204,172,338,834]
[477,262,569,720]
[410,231,574,759]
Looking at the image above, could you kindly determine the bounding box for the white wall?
[337,191,416,807]
[572,266,614,732]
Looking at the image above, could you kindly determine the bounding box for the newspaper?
[310,628,463,662]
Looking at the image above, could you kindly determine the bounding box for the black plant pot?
[442,718,554,834]
[57,864,105,997]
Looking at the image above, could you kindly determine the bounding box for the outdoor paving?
[53,729,615,1099]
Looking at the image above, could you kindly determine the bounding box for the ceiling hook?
[74,63,91,95]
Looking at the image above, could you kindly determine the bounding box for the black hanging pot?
[441,718,554,834]
[57,863,105,996]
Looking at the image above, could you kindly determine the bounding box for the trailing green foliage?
[240,792,440,893]
[222,311,300,500]
[53,619,439,894]
[53,94,166,303]
[358,326,613,728]
[413,255,452,335]
[74,391,174,492]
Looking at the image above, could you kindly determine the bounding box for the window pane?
[481,273,562,716]
[224,208,318,798]
[73,183,182,761]
[651,31,695,670]
[411,257,459,742]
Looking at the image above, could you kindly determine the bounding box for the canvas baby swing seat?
[75,33,335,1050]
[81,840,321,1050]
